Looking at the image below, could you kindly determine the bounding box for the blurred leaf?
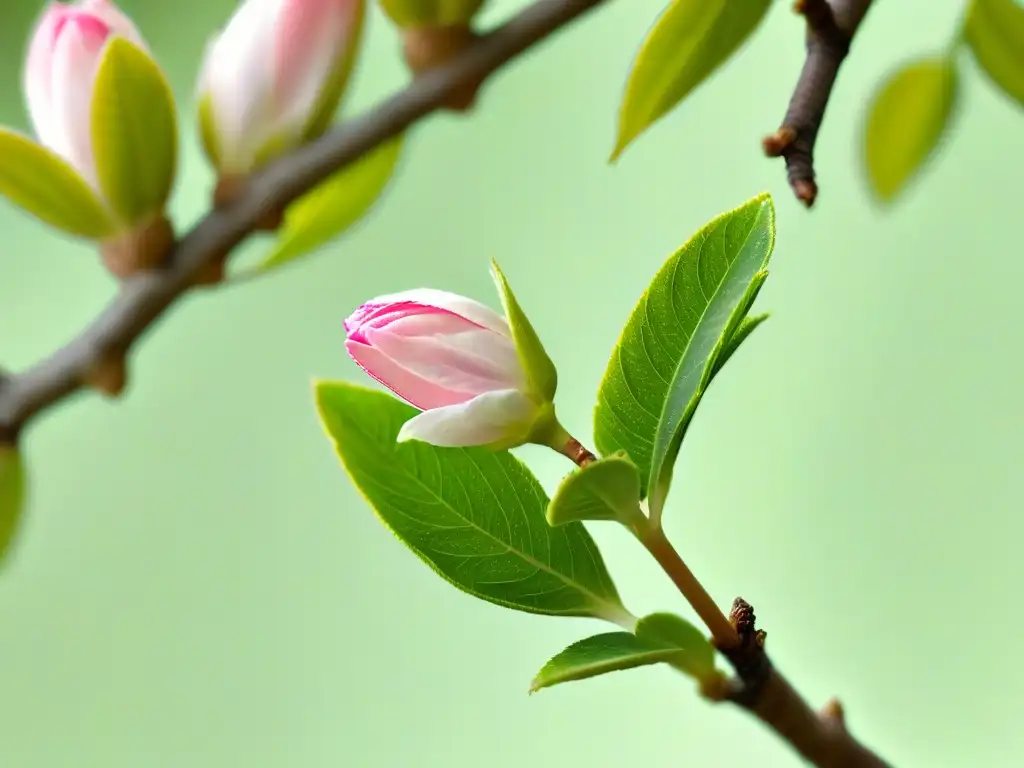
[378,0,485,27]
[612,0,771,160]
[710,312,769,379]
[964,0,1024,108]
[530,611,717,692]
[594,194,775,520]
[253,137,403,274]
[490,259,557,402]
[863,58,958,202]
[635,612,715,680]
[197,92,220,169]
[0,447,26,565]
[91,37,178,224]
[0,128,116,238]
[315,381,629,622]
[547,453,643,528]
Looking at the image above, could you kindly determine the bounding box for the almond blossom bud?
[197,0,365,177]
[24,0,146,191]
[344,289,552,449]
[16,1,178,276]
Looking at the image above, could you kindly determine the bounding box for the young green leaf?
[530,611,718,693]
[0,128,116,239]
[529,632,680,693]
[635,612,715,681]
[612,0,771,160]
[91,37,178,225]
[710,313,769,380]
[964,0,1024,109]
[863,58,958,202]
[490,259,557,403]
[250,137,403,275]
[315,381,630,624]
[593,194,775,521]
[0,447,26,566]
[546,453,643,528]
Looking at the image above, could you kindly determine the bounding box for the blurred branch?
[0,0,609,444]
[763,0,876,207]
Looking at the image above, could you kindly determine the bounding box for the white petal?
[23,4,64,155]
[204,0,278,171]
[397,389,537,448]
[366,288,511,337]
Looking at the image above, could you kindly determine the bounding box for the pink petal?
[396,389,538,447]
[345,340,472,410]
[366,323,524,392]
[272,0,344,126]
[344,300,477,345]
[24,3,68,153]
[349,289,511,338]
[49,13,111,185]
[77,0,146,48]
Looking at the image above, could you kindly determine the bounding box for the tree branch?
[0,0,610,444]
[718,598,893,768]
[763,0,876,207]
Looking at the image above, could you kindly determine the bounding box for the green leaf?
[529,611,717,693]
[0,128,116,239]
[0,447,26,566]
[490,259,557,402]
[252,137,403,274]
[529,632,680,693]
[635,612,715,680]
[863,57,958,202]
[710,312,769,380]
[612,0,771,160]
[546,453,643,528]
[593,194,775,519]
[964,0,1024,108]
[315,381,630,623]
[197,92,221,169]
[91,37,178,225]
[379,0,485,27]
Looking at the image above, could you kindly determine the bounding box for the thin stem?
[637,524,739,648]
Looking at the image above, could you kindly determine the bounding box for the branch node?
[82,353,128,397]
[716,597,773,707]
[99,214,174,279]
[214,175,284,232]
[401,24,484,111]
[762,127,797,157]
[821,697,847,729]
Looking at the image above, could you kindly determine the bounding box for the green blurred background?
[0,0,1019,765]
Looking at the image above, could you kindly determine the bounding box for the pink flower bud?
[23,1,146,188]
[198,0,365,174]
[344,289,542,447]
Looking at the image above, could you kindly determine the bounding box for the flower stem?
[637,523,739,649]
[545,422,596,467]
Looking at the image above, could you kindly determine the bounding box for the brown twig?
[717,599,893,768]
[763,0,875,207]
[551,435,892,767]
[0,0,610,445]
